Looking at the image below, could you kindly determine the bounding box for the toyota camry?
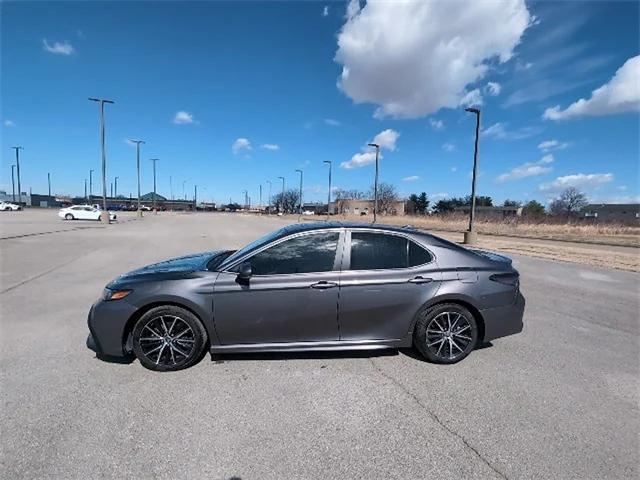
[87,222,525,371]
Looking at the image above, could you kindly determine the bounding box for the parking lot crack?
[368,358,509,480]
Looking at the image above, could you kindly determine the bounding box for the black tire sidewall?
[132,305,208,372]
[414,303,478,364]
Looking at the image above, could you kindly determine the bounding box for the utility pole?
[11,165,16,202]
[88,97,114,222]
[323,160,332,218]
[89,169,94,201]
[277,176,285,213]
[266,180,272,214]
[464,107,481,244]
[295,169,303,220]
[150,158,159,214]
[11,147,23,205]
[367,143,380,223]
[47,172,52,205]
[129,139,145,216]
[114,176,119,199]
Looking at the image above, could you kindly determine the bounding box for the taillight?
[489,272,519,287]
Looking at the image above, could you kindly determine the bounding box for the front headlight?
[102,288,132,301]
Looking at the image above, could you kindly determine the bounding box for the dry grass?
[335,213,640,247]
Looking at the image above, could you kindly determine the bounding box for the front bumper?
[480,291,525,342]
[86,298,138,357]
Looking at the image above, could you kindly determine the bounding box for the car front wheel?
[414,303,478,364]
[64,213,74,220]
[132,305,208,372]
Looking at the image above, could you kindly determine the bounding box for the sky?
[1,0,639,206]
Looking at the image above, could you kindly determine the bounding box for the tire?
[132,305,208,372]
[65,213,74,220]
[413,303,478,364]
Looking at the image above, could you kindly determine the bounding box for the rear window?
[349,232,432,270]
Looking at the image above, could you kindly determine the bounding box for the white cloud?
[260,143,280,151]
[42,39,74,55]
[459,89,483,107]
[496,154,554,183]
[543,55,640,120]
[450,166,458,172]
[403,175,420,182]
[442,142,456,152]
[4,120,15,127]
[537,139,570,152]
[335,0,530,118]
[324,118,341,126]
[539,173,614,192]
[322,5,329,17]
[173,111,196,124]
[485,82,502,96]
[232,138,252,154]
[341,151,378,169]
[481,122,541,140]
[429,118,444,130]
[372,128,399,150]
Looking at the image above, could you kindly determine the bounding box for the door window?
[349,232,432,270]
[248,232,339,275]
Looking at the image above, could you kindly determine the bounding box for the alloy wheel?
[425,311,473,361]
[138,315,196,367]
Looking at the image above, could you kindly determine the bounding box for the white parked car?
[0,201,22,211]
[302,210,315,216]
[58,205,116,221]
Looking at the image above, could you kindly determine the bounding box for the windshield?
[219,227,287,268]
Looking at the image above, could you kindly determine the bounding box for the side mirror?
[237,261,252,281]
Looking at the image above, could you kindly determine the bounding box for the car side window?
[248,232,339,275]
[349,232,432,270]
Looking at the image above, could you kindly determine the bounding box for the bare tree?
[272,189,300,214]
[333,188,366,214]
[371,182,399,214]
[549,187,588,216]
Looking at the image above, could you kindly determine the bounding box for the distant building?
[581,204,640,223]
[453,205,522,219]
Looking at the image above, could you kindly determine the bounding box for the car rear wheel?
[414,303,478,364]
[64,213,74,220]
[132,305,208,372]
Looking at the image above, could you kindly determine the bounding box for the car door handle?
[408,276,433,284]
[310,281,338,289]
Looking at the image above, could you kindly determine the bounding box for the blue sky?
[2,0,639,206]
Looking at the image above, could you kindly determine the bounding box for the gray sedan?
[87,222,524,371]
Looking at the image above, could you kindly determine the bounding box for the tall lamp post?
[88,97,114,222]
[277,176,285,213]
[295,169,303,220]
[11,146,23,206]
[84,179,88,200]
[259,184,262,212]
[323,160,332,218]
[150,158,159,213]
[114,176,119,199]
[182,180,187,201]
[194,184,198,211]
[11,165,16,202]
[242,189,248,210]
[89,169,94,201]
[266,180,272,214]
[129,139,145,216]
[47,172,52,206]
[367,143,380,223]
[464,107,481,244]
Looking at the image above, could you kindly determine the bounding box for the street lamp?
[295,169,303,219]
[129,139,145,216]
[114,176,119,199]
[464,107,481,244]
[150,158,159,213]
[182,180,187,201]
[323,160,332,219]
[259,184,262,212]
[11,147,23,206]
[84,179,88,200]
[89,169,94,200]
[11,165,16,202]
[194,184,198,211]
[367,143,380,223]
[266,180,272,214]
[88,97,115,222]
[277,176,285,213]
[242,189,248,210]
[47,172,52,205]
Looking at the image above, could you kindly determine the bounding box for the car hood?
[108,250,229,287]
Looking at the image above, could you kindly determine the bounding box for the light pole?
[464,107,481,244]
[266,180,272,213]
[129,139,145,216]
[295,169,303,219]
[323,160,332,218]
[150,158,159,213]
[11,165,16,202]
[242,189,248,210]
[182,180,187,201]
[84,179,88,200]
[47,172,52,205]
[89,169,94,201]
[367,143,380,223]
[259,184,262,212]
[194,184,198,211]
[277,176,285,213]
[88,97,114,222]
[114,176,119,199]
[11,147,23,205]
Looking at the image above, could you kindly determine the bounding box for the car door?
[337,230,442,341]
[212,229,344,345]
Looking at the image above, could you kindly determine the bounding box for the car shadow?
[399,341,494,362]
[94,353,136,365]
[209,348,400,363]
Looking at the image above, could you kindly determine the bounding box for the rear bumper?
[480,291,525,342]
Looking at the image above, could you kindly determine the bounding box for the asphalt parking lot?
[1,210,638,479]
